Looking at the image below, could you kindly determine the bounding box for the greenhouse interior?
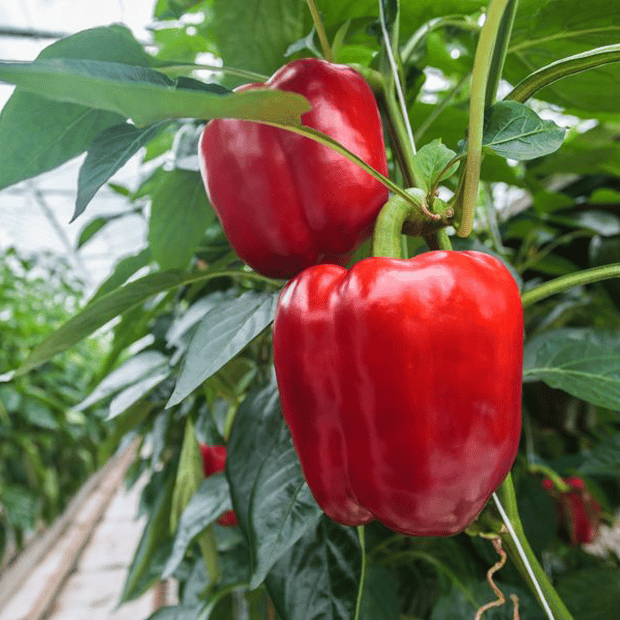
[2,1,620,619]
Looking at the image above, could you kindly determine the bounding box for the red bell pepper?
[199,58,389,278]
[199,443,238,527]
[273,250,523,536]
[543,476,601,545]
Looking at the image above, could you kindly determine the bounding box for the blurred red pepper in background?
[199,443,238,527]
[543,476,601,545]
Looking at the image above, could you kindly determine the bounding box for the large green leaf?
[227,382,322,590]
[167,291,280,406]
[148,169,215,270]
[359,566,401,620]
[211,0,308,75]
[75,350,169,411]
[18,269,247,372]
[506,0,620,113]
[266,516,362,620]
[0,24,151,190]
[523,328,620,410]
[0,59,311,127]
[75,121,169,220]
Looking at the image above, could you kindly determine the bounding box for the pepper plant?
[1,0,620,618]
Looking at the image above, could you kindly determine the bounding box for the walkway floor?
[0,446,167,620]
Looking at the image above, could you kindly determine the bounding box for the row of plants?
[2,0,620,618]
[0,248,114,562]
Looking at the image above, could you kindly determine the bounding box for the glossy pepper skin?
[273,251,523,536]
[199,444,238,527]
[543,476,601,545]
[198,58,389,278]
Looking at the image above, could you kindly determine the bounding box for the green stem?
[457,0,512,238]
[372,189,428,258]
[521,263,620,307]
[494,475,574,620]
[305,0,332,62]
[436,228,453,251]
[506,44,620,103]
[527,464,570,493]
[354,526,367,620]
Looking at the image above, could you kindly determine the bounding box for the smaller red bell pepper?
[199,443,238,527]
[199,57,389,278]
[543,476,601,545]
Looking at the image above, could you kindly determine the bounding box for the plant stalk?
[305,0,331,61]
[494,475,574,620]
[521,263,620,307]
[456,0,512,238]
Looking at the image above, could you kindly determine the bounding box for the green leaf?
[578,433,620,476]
[163,474,233,579]
[107,371,171,420]
[148,169,214,270]
[143,606,205,620]
[266,516,362,620]
[121,471,175,603]
[507,0,620,113]
[75,121,169,220]
[0,24,151,190]
[211,0,307,75]
[166,291,235,348]
[523,328,620,410]
[411,139,458,192]
[77,351,169,411]
[0,59,311,127]
[170,418,204,533]
[89,248,152,301]
[556,567,620,620]
[482,101,565,161]
[167,291,280,407]
[77,216,113,248]
[431,580,545,619]
[359,566,401,620]
[227,382,322,589]
[18,269,247,372]
[22,398,59,430]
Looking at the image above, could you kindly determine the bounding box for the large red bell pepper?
[273,251,523,536]
[199,443,238,527]
[199,58,389,278]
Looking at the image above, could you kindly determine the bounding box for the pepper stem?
[372,189,428,258]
